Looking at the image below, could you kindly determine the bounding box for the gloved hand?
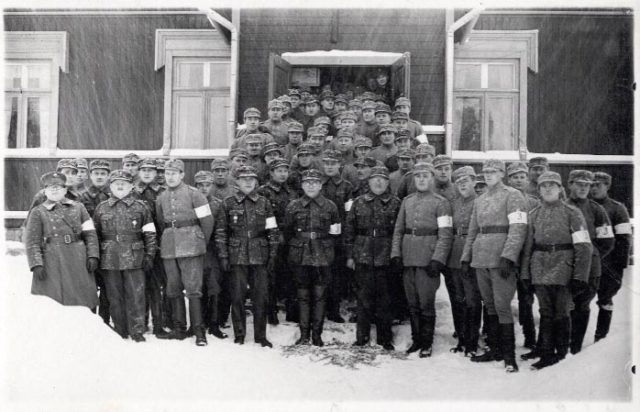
[267,257,276,273]
[86,257,99,273]
[346,258,356,270]
[391,256,403,273]
[499,257,517,279]
[32,266,47,281]
[570,278,588,296]
[220,258,230,272]
[460,261,471,278]
[427,260,443,278]
[142,255,154,271]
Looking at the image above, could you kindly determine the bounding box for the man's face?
[529,165,548,183]
[355,146,371,158]
[76,168,88,184]
[398,157,414,171]
[376,74,388,86]
[316,124,329,135]
[540,182,562,203]
[231,156,247,168]
[302,179,322,198]
[309,136,324,150]
[350,106,363,119]
[380,131,395,146]
[288,132,303,145]
[110,180,133,199]
[290,95,300,108]
[298,153,313,168]
[156,170,165,185]
[323,160,341,177]
[590,181,609,200]
[356,164,372,181]
[247,142,263,157]
[237,176,257,195]
[164,169,184,188]
[395,104,411,115]
[416,154,433,164]
[268,107,283,121]
[122,161,139,177]
[59,168,78,187]
[369,176,389,195]
[270,166,289,184]
[264,151,281,165]
[414,171,434,192]
[569,181,591,199]
[336,136,353,153]
[341,119,356,131]
[321,99,334,111]
[282,103,291,116]
[393,119,408,130]
[139,167,157,184]
[508,171,529,191]
[213,168,229,185]
[245,115,260,131]
[396,138,411,151]
[435,164,452,184]
[333,118,342,130]
[375,113,391,125]
[483,170,504,187]
[44,184,67,202]
[455,176,476,198]
[362,109,376,123]
[305,102,320,116]
[475,183,487,196]
[335,102,348,112]
[196,181,213,196]
[90,169,109,187]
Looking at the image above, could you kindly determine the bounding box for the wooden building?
[3,8,634,227]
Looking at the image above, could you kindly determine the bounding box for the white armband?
[329,223,342,235]
[614,222,632,235]
[508,210,527,224]
[265,216,278,229]
[81,220,95,231]
[572,230,591,244]
[415,134,429,144]
[595,225,614,239]
[344,199,353,212]
[142,223,156,232]
[437,215,453,228]
[194,204,212,219]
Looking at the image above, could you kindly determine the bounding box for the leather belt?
[533,243,573,252]
[102,233,143,242]
[404,228,438,236]
[455,228,468,236]
[164,219,199,229]
[478,225,509,234]
[357,228,391,237]
[296,230,328,240]
[44,233,81,245]
[232,230,266,239]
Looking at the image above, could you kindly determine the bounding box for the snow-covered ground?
[1,240,637,411]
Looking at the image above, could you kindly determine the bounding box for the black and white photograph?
[0,0,637,410]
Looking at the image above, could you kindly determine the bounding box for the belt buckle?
[63,234,72,244]
[373,229,378,237]
[170,220,176,228]
[549,244,557,252]
[310,232,318,240]
[116,234,123,242]
[247,230,253,238]
[411,228,418,236]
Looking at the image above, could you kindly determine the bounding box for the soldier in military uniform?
[289,89,306,123]
[234,107,265,143]
[260,142,284,184]
[155,159,214,346]
[475,175,487,196]
[209,158,235,201]
[384,129,413,173]
[122,153,140,183]
[222,165,279,347]
[245,134,269,185]
[257,158,297,325]
[345,166,402,350]
[93,170,157,341]
[284,169,342,346]
[520,171,592,369]
[319,90,336,118]
[348,99,363,122]
[288,143,317,196]
[352,156,378,199]
[28,159,82,211]
[302,95,322,131]
[25,172,99,310]
[74,158,89,194]
[565,170,614,354]
[391,162,453,357]
[526,157,549,199]
[394,97,423,140]
[228,149,249,183]
[356,101,379,141]
[332,129,356,166]
[342,137,373,188]
[396,144,436,199]
[261,100,289,145]
[369,125,398,165]
[461,159,528,373]
[282,121,305,163]
[389,149,415,195]
[155,158,167,187]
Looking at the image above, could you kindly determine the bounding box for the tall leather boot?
[406,314,422,354]
[207,295,227,339]
[570,309,590,354]
[472,314,500,362]
[189,298,207,346]
[450,302,466,353]
[312,285,326,347]
[531,316,558,370]
[594,309,613,342]
[419,315,435,358]
[520,304,537,349]
[157,297,187,340]
[296,288,311,345]
[500,323,519,373]
[465,306,482,357]
[554,316,571,360]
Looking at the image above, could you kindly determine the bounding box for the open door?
[268,53,292,100]
[390,52,411,101]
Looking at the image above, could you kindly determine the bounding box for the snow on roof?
[282,50,404,65]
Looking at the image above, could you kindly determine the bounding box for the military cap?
[109,169,133,183]
[334,94,348,104]
[397,148,416,159]
[475,175,486,185]
[262,142,283,156]
[236,165,259,179]
[354,137,373,148]
[243,107,261,118]
[297,143,315,155]
[394,97,412,108]
[56,158,77,171]
[348,99,363,108]
[413,162,435,176]
[482,159,505,172]
[164,159,185,172]
[362,101,378,111]
[432,155,453,169]
[288,88,301,97]
[89,159,111,172]
[245,133,263,144]
[268,99,285,110]
[528,156,549,168]
[269,158,290,171]
[361,92,378,101]
[74,158,88,169]
[278,95,292,105]
[377,124,397,135]
[322,149,342,162]
[307,128,326,139]
[395,128,411,140]
[593,172,612,186]
[136,158,156,170]
[41,171,66,187]
[337,129,354,139]
[194,170,214,184]
[374,103,392,114]
[452,166,477,182]
[537,171,562,186]
[288,121,304,132]
[369,166,390,179]
[319,90,335,101]
[304,94,319,105]
[506,161,529,176]
[301,169,323,182]
[391,111,409,121]
[568,169,594,184]
[340,111,358,122]
[229,148,249,161]
[415,143,436,156]
[122,153,140,164]
[155,158,166,170]
[314,116,331,127]
[211,158,230,170]
[332,112,344,123]
[354,156,377,168]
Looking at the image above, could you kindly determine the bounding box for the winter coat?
[447,193,476,269]
[594,196,632,271]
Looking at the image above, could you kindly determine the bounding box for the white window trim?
[154,29,232,155]
[4,31,68,155]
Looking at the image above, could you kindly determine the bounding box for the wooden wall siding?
[4,15,212,151]
[238,8,446,125]
[475,14,633,156]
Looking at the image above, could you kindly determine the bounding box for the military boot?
[207,296,228,339]
[406,314,422,354]
[570,309,590,354]
[594,308,613,342]
[471,314,501,362]
[419,315,435,358]
[296,328,310,345]
[157,297,188,340]
[554,316,571,361]
[520,305,537,349]
[189,298,207,346]
[500,323,519,373]
[464,306,482,357]
[530,317,558,370]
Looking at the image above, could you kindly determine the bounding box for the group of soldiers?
[24,88,631,373]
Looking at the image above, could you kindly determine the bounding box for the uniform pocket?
[131,241,145,267]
